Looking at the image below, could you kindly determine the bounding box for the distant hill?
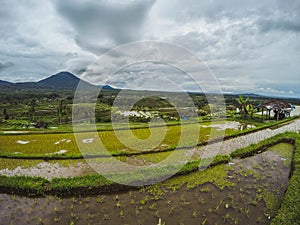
[99,84,115,90]
[0,71,114,92]
[239,93,263,98]
[15,82,46,89]
[0,80,14,88]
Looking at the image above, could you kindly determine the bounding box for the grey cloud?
[0,0,299,97]
[0,0,95,82]
[65,52,79,57]
[155,0,277,23]
[277,0,300,15]
[116,62,185,75]
[172,32,217,53]
[54,0,155,54]
[65,56,96,76]
[257,19,300,33]
[0,61,14,72]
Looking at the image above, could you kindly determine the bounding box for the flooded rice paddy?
[0,120,299,180]
[0,143,294,225]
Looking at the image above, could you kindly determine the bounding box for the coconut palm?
[236,95,249,118]
[246,104,256,118]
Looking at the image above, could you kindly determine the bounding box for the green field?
[1,90,299,225]
[0,121,236,157]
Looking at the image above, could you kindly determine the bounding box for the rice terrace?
[1,1,300,225]
[0,71,300,225]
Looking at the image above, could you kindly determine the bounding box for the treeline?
[1,90,300,127]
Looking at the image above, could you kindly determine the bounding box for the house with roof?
[257,100,294,121]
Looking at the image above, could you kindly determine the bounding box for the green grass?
[0,158,44,170]
[0,120,233,156]
[271,133,300,225]
[31,155,233,195]
[268,142,294,166]
[51,174,115,189]
[0,117,296,160]
[142,163,235,200]
[0,125,299,218]
[0,143,232,195]
[0,175,48,193]
[228,131,300,224]
[230,132,296,159]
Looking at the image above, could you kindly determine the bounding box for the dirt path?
[201,119,300,157]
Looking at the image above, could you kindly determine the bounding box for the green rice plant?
[222,213,231,222]
[230,132,296,159]
[54,206,59,213]
[192,210,198,217]
[244,207,250,218]
[115,201,121,207]
[168,206,175,215]
[134,206,139,216]
[38,218,43,225]
[0,131,298,203]
[103,214,110,220]
[96,196,104,203]
[155,209,160,218]
[148,203,157,210]
[197,197,206,205]
[119,210,124,218]
[1,118,283,159]
[0,175,48,193]
[87,213,94,219]
[0,116,295,171]
[139,199,146,205]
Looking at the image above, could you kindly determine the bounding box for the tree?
[3,109,9,120]
[236,95,249,118]
[29,99,36,121]
[246,104,256,118]
[57,99,69,124]
[57,99,68,124]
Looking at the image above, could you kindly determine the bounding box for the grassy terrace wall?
[271,133,300,225]
[0,154,231,197]
[229,131,300,225]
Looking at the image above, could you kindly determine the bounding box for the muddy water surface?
[0,143,294,225]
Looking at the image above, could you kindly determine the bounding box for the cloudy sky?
[0,0,300,97]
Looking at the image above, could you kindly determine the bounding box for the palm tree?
[246,104,256,118]
[237,95,249,118]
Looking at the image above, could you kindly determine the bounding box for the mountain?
[0,71,114,92]
[38,71,97,90]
